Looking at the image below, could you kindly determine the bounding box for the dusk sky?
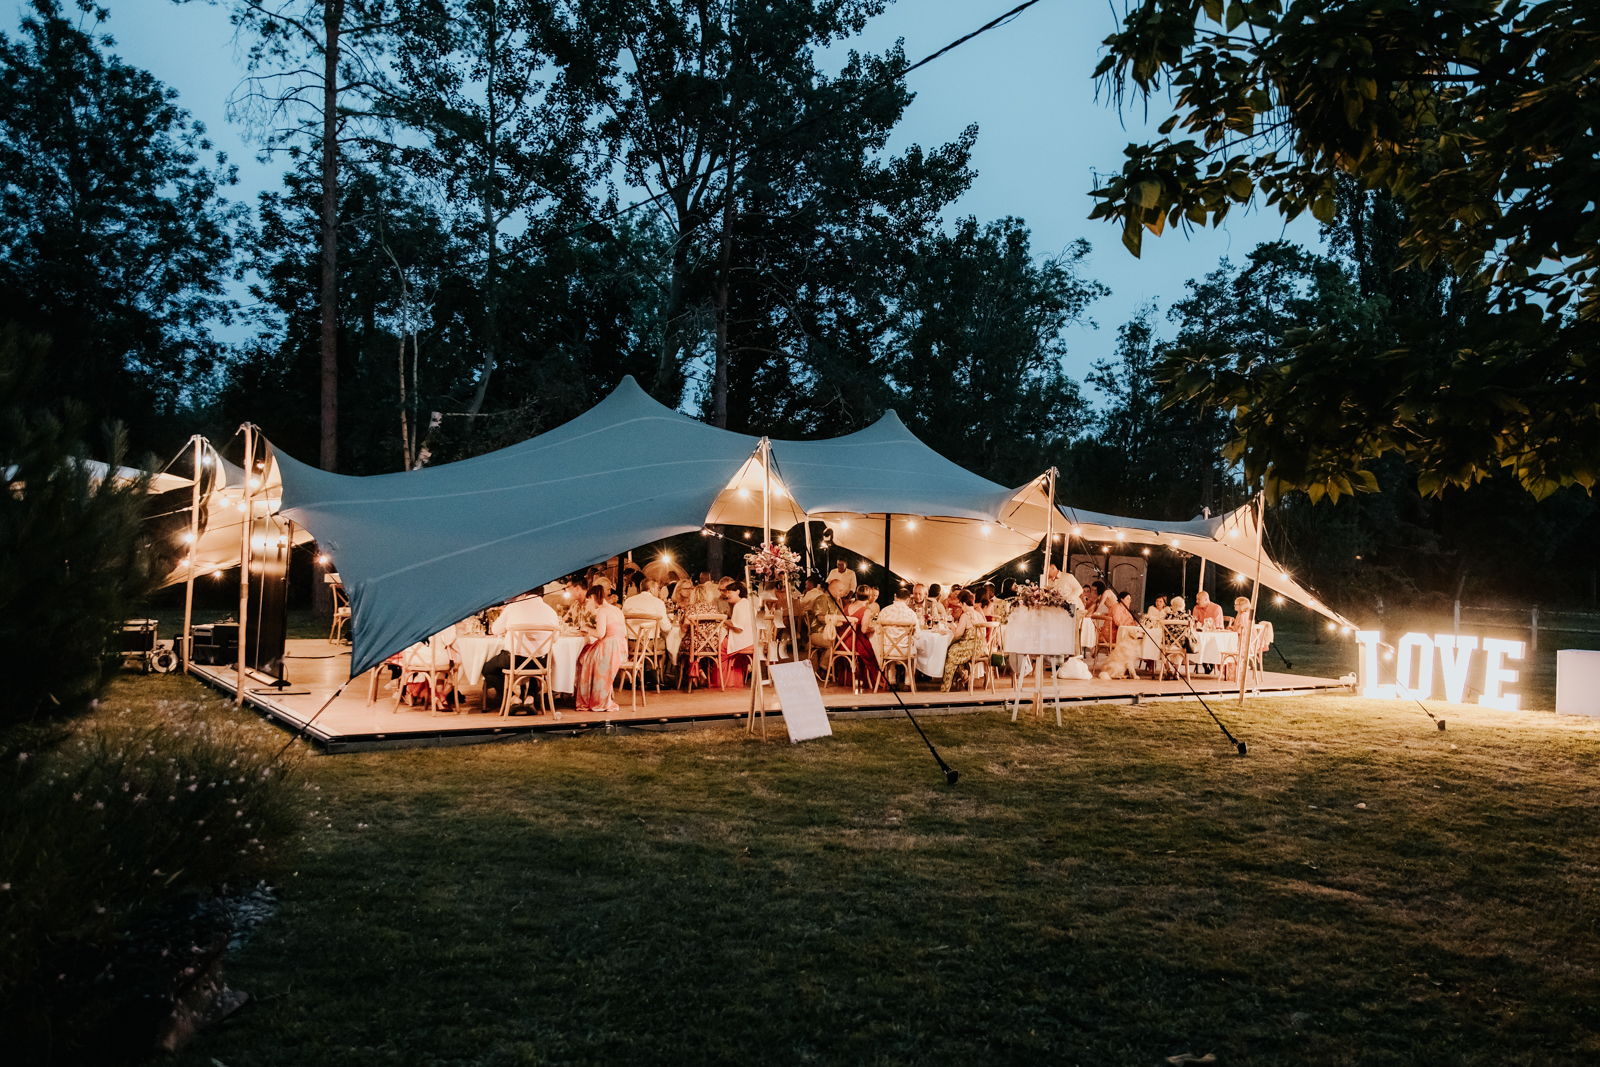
[90,0,1323,385]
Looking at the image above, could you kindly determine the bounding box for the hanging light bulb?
[980,524,991,534]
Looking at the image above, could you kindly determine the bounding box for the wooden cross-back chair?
[1155,618,1193,681]
[618,616,658,708]
[394,631,462,715]
[499,624,556,717]
[875,622,917,693]
[683,613,725,693]
[327,573,351,643]
[823,615,861,693]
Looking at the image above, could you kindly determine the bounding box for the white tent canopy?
[273,377,1345,677]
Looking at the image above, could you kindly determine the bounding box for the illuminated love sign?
[1354,632,1524,710]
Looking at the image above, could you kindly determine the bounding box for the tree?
[1090,0,1600,500]
[220,0,401,470]
[576,0,947,419]
[890,220,1102,487]
[388,0,601,428]
[0,326,164,726]
[0,0,243,450]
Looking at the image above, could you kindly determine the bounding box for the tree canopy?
[1091,0,1599,501]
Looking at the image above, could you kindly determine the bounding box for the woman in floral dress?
[575,585,627,713]
[940,590,986,691]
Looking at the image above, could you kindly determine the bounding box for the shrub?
[0,690,306,1062]
[0,324,171,729]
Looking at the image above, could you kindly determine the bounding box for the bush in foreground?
[0,685,305,1064]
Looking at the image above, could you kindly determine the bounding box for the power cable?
[502,0,1051,262]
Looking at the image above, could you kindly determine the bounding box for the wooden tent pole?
[236,424,254,705]
[181,435,202,666]
[1241,493,1267,704]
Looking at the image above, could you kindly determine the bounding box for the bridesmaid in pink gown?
[575,585,627,713]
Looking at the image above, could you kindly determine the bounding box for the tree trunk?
[465,5,500,420]
[318,0,344,471]
[712,145,734,429]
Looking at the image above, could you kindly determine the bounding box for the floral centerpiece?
[1013,581,1074,611]
[745,541,801,580]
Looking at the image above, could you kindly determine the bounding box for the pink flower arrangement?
[1013,582,1073,610]
[745,541,801,578]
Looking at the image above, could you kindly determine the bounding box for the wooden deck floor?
[189,639,1348,751]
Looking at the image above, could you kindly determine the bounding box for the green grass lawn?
[112,669,1600,1067]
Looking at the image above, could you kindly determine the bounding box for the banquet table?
[453,633,588,693]
[1191,628,1239,667]
[914,630,952,677]
[1111,624,1237,668]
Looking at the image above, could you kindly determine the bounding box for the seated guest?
[720,581,755,687]
[483,591,561,711]
[1145,595,1170,623]
[838,586,881,689]
[805,577,850,672]
[977,581,1009,622]
[1113,592,1138,630]
[999,577,1017,600]
[1192,589,1225,629]
[1095,587,1120,645]
[687,572,722,618]
[1169,596,1187,617]
[623,579,671,641]
[797,574,823,612]
[877,586,920,631]
[1080,581,1101,614]
[909,582,930,617]
[562,577,592,629]
[920,584,951,630]
[943,584,964,615]
[1230,596,1254,634]
[856,586,880,630]
[940,590,986,691]
[671,577,694,614]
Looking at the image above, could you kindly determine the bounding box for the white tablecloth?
[915,630,952,676]
[453,634,587,692]
[1191,629,1239,666]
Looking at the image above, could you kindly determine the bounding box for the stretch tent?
[151,447,313,590]
[1054,501,1354,627]
[273,376,1346,677]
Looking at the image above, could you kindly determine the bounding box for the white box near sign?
[1557,650,1600,716]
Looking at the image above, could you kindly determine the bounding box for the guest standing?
[574,585,627,714]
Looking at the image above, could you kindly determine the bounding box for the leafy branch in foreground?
[1092,0,1599,500]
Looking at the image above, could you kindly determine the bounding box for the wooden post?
[236,424,254,705]
[883,512,892,603]
[1241,493,1266,704]
[181,435,202,666]
[1042,470,1055,577]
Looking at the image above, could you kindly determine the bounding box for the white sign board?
[769,661,832,743]
[1557,649,1600,716]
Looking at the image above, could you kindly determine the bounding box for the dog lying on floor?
[1097,634,1143,680]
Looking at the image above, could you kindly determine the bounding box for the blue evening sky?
[85,0,1322,384]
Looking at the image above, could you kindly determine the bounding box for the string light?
[980,524,991,534]
[738,488,750,498]
[1274,595,1285,605]
[1141,547,1150,556]
[317,554,330,565]
[858,562,869,572]
[660,553,672,563]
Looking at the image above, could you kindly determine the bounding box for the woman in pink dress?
[574,585,627,713]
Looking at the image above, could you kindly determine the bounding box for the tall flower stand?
[1003,606,1077,726]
